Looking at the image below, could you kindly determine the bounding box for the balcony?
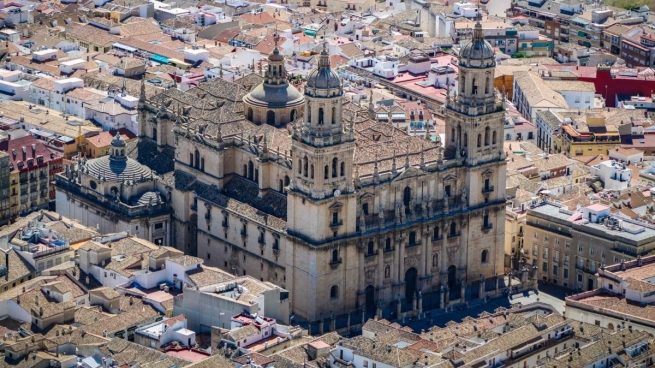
[330,220,343,229]
[240,228,248,238]
[329,257,342,269]
[482,185,495,194]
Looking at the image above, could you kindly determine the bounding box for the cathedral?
[141,23,507,323]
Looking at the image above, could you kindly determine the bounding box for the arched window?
[190,152,194,166]
[492,130,497,145]
[310,164,314,179]
[472,77,478,94]
[307,104,312,123]
[332,158,338,178]
[297,159,302,174]
[331,249,339,263]
[290,109,296,122]
[248,160,254,180]
[403,186,412,207]
[200,157,205,172]
[385,238,392,251]
[330,285,338,299]
[244,164,248,177]
[332,106,336,124]
[433,226,440,240]
[267,110,275,125]
[284,175,290,186]
[477,134,482,148]
[340,161,345,176]
[279,179,283,192]
[384,265,391,278]
[367,241,374,256]
[194,149,200,169]
[303,156,308,177]
[432,253,439,267]
[460,75,465,93]
[484,127,490,146]
[318,108,324,125]
[247,108,253,121]
[450,222,457,237]
[324,165,329,180]
[481,250,489,263]
[451,128,455,142]
[463,133,468,147]
[485,76,490,94]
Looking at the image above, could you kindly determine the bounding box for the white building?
[135,315,196,349]
[609,147,644,165]
[453,1,481,18]
[372,55,399,79]
[32,49,58,62]
[590,160,632,191]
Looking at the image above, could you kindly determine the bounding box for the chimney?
[21,146,26,160]
[31,144,36,157]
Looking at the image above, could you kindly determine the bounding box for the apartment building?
[525,201,655,291]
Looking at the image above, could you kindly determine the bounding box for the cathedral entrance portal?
[448,265,459,300]
[404,267,417,303]
[365,285,375,315]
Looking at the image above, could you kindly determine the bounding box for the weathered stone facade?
[142,24,507,323]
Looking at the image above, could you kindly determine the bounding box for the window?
[445,185,451,197]
[332,158,338,178]
[310,165,314,179]
[303,156,308,177]
[492,131,497,145]
[408,231,417,247]
[367,241,375,256]
[385,238,392,251]
[433,226,440,240]
[449,222,457,237]
[332,106,337,124]
[331,249,339,263]
[432,253,439,267]
[484,127,490,146]
[481,250,488,263]
[384,265,390,278]
[403,186,412,207]
[340,161,345,176]
[330,285,338,299]
[324,165,329,179]
[332,212,339,225]
[477,134,482,148]
[154,222,164,230]
[362,203,369,216]
[318,107,324,125]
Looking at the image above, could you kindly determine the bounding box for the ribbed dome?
[459,20,495,67]
[84,156,153,181]
[460,39,495,61]
[245,83,304,108]
[305,49,341,94]
[134,191,162,205]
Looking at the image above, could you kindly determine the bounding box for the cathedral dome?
[305,48,342,95]
[245,82,304,108]
[459,20,495,67]
[84,156,153,182]
[83,133,153,181]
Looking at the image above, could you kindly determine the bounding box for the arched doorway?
[247,108,253,121]
[447,265,459,300]
[267,110,275,125]
[365,285,375,315]
[405,267,418,303]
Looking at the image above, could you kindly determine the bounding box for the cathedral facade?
[143,24,506,323]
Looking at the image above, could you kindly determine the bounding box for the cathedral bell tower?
[445,16,506,207]
[287,46,356,242]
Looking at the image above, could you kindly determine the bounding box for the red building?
[0,134,63,217]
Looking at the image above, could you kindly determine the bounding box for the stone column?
[460,281,466,302]
[396,298,402,318]
[417,291,423,316]
[439,286,445,309]
[479,276,486,301]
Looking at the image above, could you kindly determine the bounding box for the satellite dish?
[334,189,341,198]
